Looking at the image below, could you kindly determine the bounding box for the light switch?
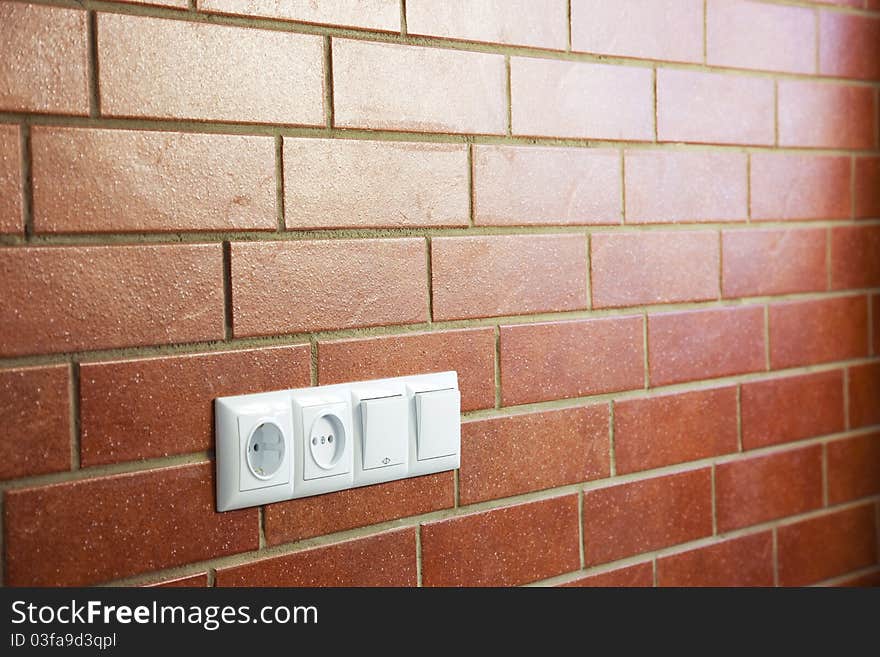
[415,388,460,460]
[360,396,408,469]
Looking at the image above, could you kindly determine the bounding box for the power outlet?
[215,372,460,511]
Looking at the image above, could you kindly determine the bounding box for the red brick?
[657,532,775,587]
[828,433,880,504]
[231,239,426,336]
[79,346,310,466]
[198,0,399,30]
[0,365,70,480]
[741,370,845,449]
[591,231,720,308]
[820,12,880,80]
[4,462,258,586]
[722,228,828,297]
[778,505,878,586]
[98,14,323,125]
[333,39,506,134]
[716,446,824,532]
[319,329,495,412]
[657,69,775,145]
[624,150,747,224]
[431,235,587,320]
[474,145,621,226]
[407,0,567,49]
[648,306,766,386]
[421,496,581,586]
[614,387,738,474]
[561,562,654,587]
[769,296,869,369]
[124,0,188,7]
[751,153,852,221]
[31,127,276,233]
[875,294,880,355]
[264,473,454,545]
[500,317,645,405]
[855,157,880,219]
[850,362,880,429]
[707,0,815,74]
[583,469,713,566]
[284,138,468,229]
[511,58,653,140]
[778,81,875,149]
[0,3,89,114]
[0,125,22,234]
[836,570,880,587]
[0,245,224,357]
[831,225,880,290]
[216,529,416,587]
[570,0,702,63]
[459,405,610,505]
[147,574,209,588]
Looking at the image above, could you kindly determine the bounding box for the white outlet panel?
[215,372,460,511]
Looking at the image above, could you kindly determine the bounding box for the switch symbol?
[382,457,391,465]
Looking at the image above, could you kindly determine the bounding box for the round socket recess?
[246,421,286,480]
[308,412,346,470]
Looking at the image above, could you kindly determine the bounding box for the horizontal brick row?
[4,447,877,585]
[10,132,880,232]
[3,350,868,474]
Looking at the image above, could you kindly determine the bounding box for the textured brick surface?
[741,371,845,450]
[0,245,224,357]
[264,474,454,545]
[778,81,876,149]
[333,39,506,134]
[855,158,880,219]
[474,145,621,226]
[778,505,878,586]
[657,533,774,587]
[431,235,587,320]
[591,231,719,308]
[0,124,22,234]
[722,228,828,297]
[819,12,880,81]
[769,296,869,369]
[849,362,880,429]
[583,469,713,566]
[614,387,738,474]
[561,563,653,588]
[831,225,880,290]
[198,0,400,31]
[231,239,427,336]
[0,365,70,480]
[624,150,747,224]
[407,0,567,49]
[217,529,416,587]
[657,69,775,145]
[571,0,703,63]
[750,154,851,221]
[32,127,276,233]
[79,346,311,466]
[716,446,824,532]
[511,58,653,140]
[0,3,89,114]
[421,496,581,586]
[827,433,880,504]
[284,138,468,229]
[98,14,324,124]
[500,317,645,405]
[648,307,766,386]
[319,329,496,411]
[706,0,815,74]
[5,463,258,586]
[459,405,610,504]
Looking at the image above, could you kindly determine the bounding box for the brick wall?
[1,0,879,587]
